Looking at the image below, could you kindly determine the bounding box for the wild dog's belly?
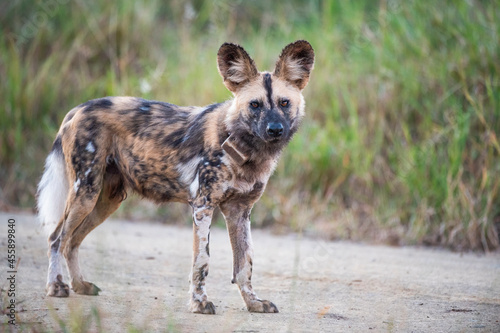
[116,143,192,204]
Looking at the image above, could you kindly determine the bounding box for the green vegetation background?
[1,0,498,251]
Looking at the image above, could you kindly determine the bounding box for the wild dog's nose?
[267,122,284,138]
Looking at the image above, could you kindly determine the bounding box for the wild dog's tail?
[37,137,69,235]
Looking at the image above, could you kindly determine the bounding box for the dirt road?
[1,212,499,332]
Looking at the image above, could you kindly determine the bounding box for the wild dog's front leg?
[220,201,279,313]
[189,205,216,314]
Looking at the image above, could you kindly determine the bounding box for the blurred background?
[0,0,498,251]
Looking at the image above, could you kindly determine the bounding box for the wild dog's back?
[53,96,234,204]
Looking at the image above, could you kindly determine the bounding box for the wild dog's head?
[217,41,314,158]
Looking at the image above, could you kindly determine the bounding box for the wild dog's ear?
[273,40,315,90]
[217,43,259,93]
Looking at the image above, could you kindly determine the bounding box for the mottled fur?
[37,40,314,314]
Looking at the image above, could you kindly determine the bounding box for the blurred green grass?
[0,0,498,251]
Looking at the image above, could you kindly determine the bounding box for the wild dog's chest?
[184,152,275,206]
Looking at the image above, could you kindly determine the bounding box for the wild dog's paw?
[190,299,216,314]
[46,274,70,297]
[72,280,101,295]
[247,299,279,313]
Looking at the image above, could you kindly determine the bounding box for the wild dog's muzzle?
[266,122,284,138]
[262,113,289,142]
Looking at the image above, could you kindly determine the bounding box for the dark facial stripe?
[263,73,274,109]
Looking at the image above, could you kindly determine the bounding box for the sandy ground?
[0,211,499,332]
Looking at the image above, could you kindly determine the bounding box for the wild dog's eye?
[280,99,290,108]
[250,101,259,109]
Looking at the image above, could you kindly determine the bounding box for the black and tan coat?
[37,40,314,314]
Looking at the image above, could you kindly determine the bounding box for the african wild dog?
[37,40,314,314]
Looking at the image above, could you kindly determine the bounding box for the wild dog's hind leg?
[64,165,125,295]
[46,222,70,297]
[220,199,279,313]
[46,190,101,297]
[47,139,107,297]
[189,204,216,314]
